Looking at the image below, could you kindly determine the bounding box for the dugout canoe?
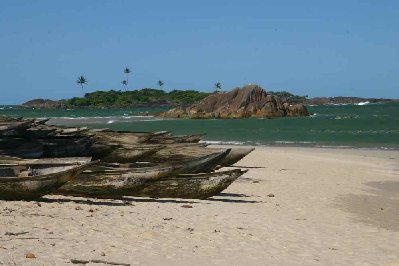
[55,150,231,198]
[0,160,95,200]
[131,169,247,199]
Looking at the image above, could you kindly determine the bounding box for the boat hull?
[132,169,246,199]
[56,165,174,198]
[0,163,93,200]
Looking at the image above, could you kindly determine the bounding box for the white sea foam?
[275,141,315,144]
[201,140,245,145]
[357,101,370,106]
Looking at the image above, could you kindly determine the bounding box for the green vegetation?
[64,88,212,107]
[268,91,308,103]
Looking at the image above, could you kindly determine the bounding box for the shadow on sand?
[34,192,261,206]
[35,196,199,206]
[205,192,262,203]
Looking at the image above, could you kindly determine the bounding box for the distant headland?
[20,85,398,111]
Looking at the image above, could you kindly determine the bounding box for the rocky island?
[161,84,309,118]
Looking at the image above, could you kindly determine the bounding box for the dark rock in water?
[161,84,309,118]
[21,99,65,108]
[283,103,309,116]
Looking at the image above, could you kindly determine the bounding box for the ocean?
[1,103,398,149]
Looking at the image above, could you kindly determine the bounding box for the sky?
[0,0,398,104]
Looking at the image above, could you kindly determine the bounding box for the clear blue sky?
[1,0,398,104]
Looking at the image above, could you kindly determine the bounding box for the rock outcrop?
[162,84,309,119]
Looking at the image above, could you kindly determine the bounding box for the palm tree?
[77,75,87,90]
[122,80,128,90]
[123,67,131,84]
[214,82,221,92]
[158,80,164,90]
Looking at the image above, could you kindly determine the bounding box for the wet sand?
[0,146,398,265]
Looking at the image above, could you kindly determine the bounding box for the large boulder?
[162,84,309,118]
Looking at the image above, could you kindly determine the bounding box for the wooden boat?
[104,149,231,174]
[0,160,95,200]
[0,137,94,159]
[24,126,57,138]
[0,139,44,159]
[150,146,254,167]
[147,133,205,144]
[0,156,92,166]
[101,144,163,163]
[131,169,247,199]
[41,138,91,157]
[0,116,22,122]
[88,129,155,144]
[218,147,255,166]
[56,163,176,198]
[0,120,33,136]
[147,143,210,162]
[55,150,231,198]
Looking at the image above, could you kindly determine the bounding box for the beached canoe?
[147,143,211,162]
[0,120,33,136]
[41,138,91,157]
[101,144,163,163]
[0,139,44,159]
[0,160,95,200]
[131,169,247,199]
[55,150,231,198]
[56,164,175,198]
[149,146,253,166]
[147,133,205,144]
[88,130,155,144]
[0,156,92,166]
[217,147,255,166]
[104,149,231,174]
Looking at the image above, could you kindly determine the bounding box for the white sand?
[0,146,398,265]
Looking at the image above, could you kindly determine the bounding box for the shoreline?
[1,146,398,265]
[205,141,399,151]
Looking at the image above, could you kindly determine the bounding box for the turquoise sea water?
[1,103,398,149]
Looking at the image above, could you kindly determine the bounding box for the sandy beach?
[0,146,398,265]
